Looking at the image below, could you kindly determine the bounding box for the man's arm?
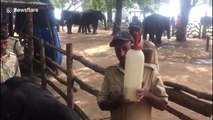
[98,98,121,111]
[137,73,168,111]
[97,68,123,111]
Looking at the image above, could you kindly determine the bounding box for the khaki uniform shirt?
[97,63,168,120]
[0,51,21,83]
[8,38,24,56]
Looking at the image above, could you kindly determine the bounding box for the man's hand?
[136,88,150,100]
[136,88,168,110]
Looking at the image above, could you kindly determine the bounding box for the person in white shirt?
[0,19,21,83]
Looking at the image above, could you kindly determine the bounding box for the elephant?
[200,16,212,26]
[1,77,81,120]
[61,10,83,34]
[200,15,212,38]
[61,10,106,34]
[80,10,107,34]
[55,18,66,32]
[142,13,171,45]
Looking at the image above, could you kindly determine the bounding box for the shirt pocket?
[109,85,121,101]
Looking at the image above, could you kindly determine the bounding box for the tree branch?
[191,0,198,8]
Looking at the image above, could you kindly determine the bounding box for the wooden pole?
[39,39,47,89]
[73,76,99,97]
[164,81,212,101]
[66,43,74,109]
[206,36,210,51]
[73,54,105,75]
[26,12,34,77]
[8,12,14,37]
[166,105,193,120]
[166,88,212,117]
[46,57,67,74]
[46,16,57,62]
[198,23,201,38]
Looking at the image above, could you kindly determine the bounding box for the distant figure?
[200,13,212,38]
[125,17,129,23]
[130,15,142,30]
[200,13,212,26]
[170,17,175,36]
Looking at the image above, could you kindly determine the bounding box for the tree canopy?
[51,0,170,13]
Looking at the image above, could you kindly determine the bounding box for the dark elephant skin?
[61,10,106,34]
[200,16,212,26]
[1,77,80,120]
[81,10,107,34]
[61,10,82,34]
[55,18,65,32]
[143,13,171,45]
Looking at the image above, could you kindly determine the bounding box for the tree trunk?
[176,0,190,41]
[112,0,123,35]
[176,0,198,41]
[106,0,113,30]
[106,0,113,22]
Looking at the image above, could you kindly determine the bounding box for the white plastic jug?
[123,32,144,102]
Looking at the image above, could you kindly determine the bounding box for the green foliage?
[51,0,70,9]
[82,0,108,11]
[51,0,171,13]
[124,0,169,13]
[202,0,212,7]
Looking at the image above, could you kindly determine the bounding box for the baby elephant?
[1,77,80,120]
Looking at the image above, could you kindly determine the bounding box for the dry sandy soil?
[48,27,212,120]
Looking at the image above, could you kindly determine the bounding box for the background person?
[1,19,24,61]
[0,19,21,83]
[128,24,159,70]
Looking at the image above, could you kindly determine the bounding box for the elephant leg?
[149,34,155,43]
[67,24,72,34]
[85,26,88,34]
[93,26,97,34]
[93,23,98,34]
[56,24,60,32]
[62,26,65,32]
[143,32,147,40]
[156,33,163,44]
[78,25,81,33]
[87,25,91,33]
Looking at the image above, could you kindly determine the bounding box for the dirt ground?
[49,27,212,120]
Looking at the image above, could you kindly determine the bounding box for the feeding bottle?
[123,32,145,102]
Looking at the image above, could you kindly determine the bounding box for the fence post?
[199,23,201,38]
[26,12,34,77]
[206,36,210,51]
[39,39,47,89]
[66,43,74,109]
